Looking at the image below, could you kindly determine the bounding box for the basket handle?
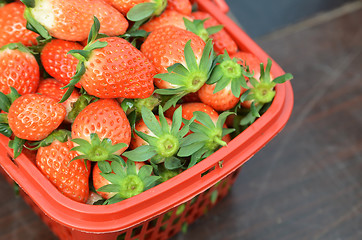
[193,0,230,14]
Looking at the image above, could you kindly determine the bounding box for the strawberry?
[92,160,160,204]
[41,39,83,88]
[36,78,80,123]
[36,138,90,203]
[62,19,156,101]
[231,51,270,81]
[140,10,191,32]
[0,43,39,95]
[166,0,192,15]
[103,0,166,17]
[22,0,128,41]
[197,51,251,111]
[141,26,215,110]
[0,2,38,47]
[71,99,131,163]
[167,102,234,168]
[123,106,193,168]
[7,93,66,141]
[92,159,145,200]
[190,11,238,55]
[130,115,172,150]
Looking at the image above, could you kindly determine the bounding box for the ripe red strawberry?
[140,10,191,32]
[71,99,131,161]
[231,51,270,80]
[92,159,145,200]
[198,51,251,111]
[190,11,238,55]
[41,39,83,88]
[36,78,80,122]
[7,94,66,141]
[23,0,128,41]
[166,0,192,15]
[66,36,156,99]
[141,26,215,110]
[130,115,172,149]
[182,92,201,103]
[0,2,39,47]
[0,43,39,95]
[103,0,166,16]
[36,139,90,203]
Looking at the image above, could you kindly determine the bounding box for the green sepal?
[122,145,157,162]
[0,123,12,137]
[98,160,112,174]
[140,106,163,136]
[67,94,95,122]
[164,157,182,170]
[0,92,11,113]
[273,73,294,84]
[127,2,156,22]
[206,25,223,35]
[21,0,35,8]
[0,42,31,53]
[25,129,71,150]
[23,8,51,40]
[88,16,101,44]
[143,175,161,190]
[239,103,264,126]
[8,136,26,159]
[71,133,127,163]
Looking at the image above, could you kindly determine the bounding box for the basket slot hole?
[116,232,126,240]
[131,225,142,238]
[7,153,19,168]
[162,211,172,223]
[144,232,153,239]
[172,216,181,226]
[159,224,168,233]
[201,165,216,177]
[168,229,176,238]
[147,218,158,230]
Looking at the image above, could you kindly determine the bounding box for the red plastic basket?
[0,1,294,240]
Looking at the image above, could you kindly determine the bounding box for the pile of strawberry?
[0,0,292,204]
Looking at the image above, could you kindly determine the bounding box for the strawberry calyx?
[71,133,127,165]
[180,111,235,168]
[127,0,167,22]
[25,129,71,150]
[122,106,193,170]
[0,42,32,53]
[154,39,216,110]
[60,17,108,103]
[207,51,251,98]
[96,160,160,204]
[67,94,97,122]
[183,18,223,42]
[240,59,293,117]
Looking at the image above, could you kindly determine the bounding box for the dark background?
[226,0,356,37]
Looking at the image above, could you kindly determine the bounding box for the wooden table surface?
[1,2,361,240]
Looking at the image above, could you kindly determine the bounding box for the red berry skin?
[166,0,192,15]
[8,94,67,141]
[36,140,91,203]
[140,10,190,32]
[72,99,131,155]
[29,0,128,41]
[141,26,205,89]
[103,0,149,15]
[0,48,39,95]
[36,78,80,122]
[80,37,156,99]
[130,116,172,149]
[198,83,240,111]
[41,39,83,88]
[190,11,238,55]
[0,2,39,47]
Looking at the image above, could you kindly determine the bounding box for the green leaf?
[164,157,182,170]
[7,87,21,104]
[141,106,163,136]
[97,183,121,193]
[184,40,198,72]
[98,161,112,173]
[178,141,204,157]
[127,2,156,22]
[23,8,51,40]
[230,78,241,98]
[0,123,12,137]
[84,40,108,52]
[138,165,153,180]
[158,106,170,133]
[111,161,126,178]
[135,130,158,146]
[143,175,161,190]
[154,87,185,95]
[240,89,251,102]
[250,102,261,118]
[163,93,186,111]
[122,145,157,162]
[189,121,209,135]
[199,40,214,74]
[207,66,223,84]
[213,78,230,94]
[155,72,185,87]
[193,111,215,129]
[171,106,182,136]
[216,111,235,130]
[121,99,135,113]
[0,92,11,112]
[21,0,35,8]
[126,160,137,175]
[167,63,189,76]
[9,136,26,159]
[273,73,294,84]
[88,16,101,44]
[206,25,223,35]
[180,132,209,147]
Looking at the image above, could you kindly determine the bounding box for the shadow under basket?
[0,0,294,239]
